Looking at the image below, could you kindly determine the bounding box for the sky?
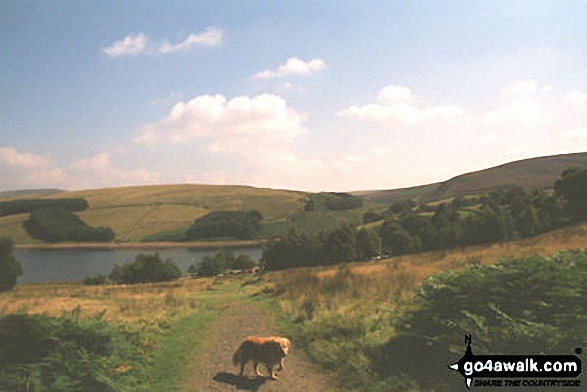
[1,0,586,192]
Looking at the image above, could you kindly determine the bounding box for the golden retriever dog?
[232,336,291,379]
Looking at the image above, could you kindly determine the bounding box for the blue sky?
[1,1,586,192]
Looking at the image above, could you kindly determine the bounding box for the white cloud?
[337,84,466,125]
[68,153,162,189]
[0,147,163,191]
[157,27,223,54]
[253,57,326,80]
[102,27,222,58]
[0,146,69,189]
[102,33,148,57]
[134,93,309,152]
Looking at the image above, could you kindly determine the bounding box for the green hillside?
[358,152,587,207]
[0,184,307,244]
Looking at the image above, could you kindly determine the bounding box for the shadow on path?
[213,372,268,392]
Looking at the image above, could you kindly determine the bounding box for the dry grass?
[0,278,216,329]
[267,221,587,322]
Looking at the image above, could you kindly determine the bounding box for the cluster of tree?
[263,167,587,270]
[0,198,88,217]
[0,238,22,292]
[363,211,385,224]
[106,253,182,284]
[380,186,570,255]
[189,250,257,277]
[0,311,147,390]
[379,166,587,255]
[262,226,382,270]
[305,192,363,212]
[23,207,115,243]
[186,210,263,240]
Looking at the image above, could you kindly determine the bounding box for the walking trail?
[180,301,339,392]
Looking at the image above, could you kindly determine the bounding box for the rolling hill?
[0,184,307,244]
[2,152,586,244]
[357,152,587,207]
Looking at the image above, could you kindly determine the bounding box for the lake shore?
[14,239,266,251]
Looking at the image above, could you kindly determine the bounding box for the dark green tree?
[196,255,225,277]
[554,166,587,221]
[109,253,181,284]
[531,189,569,232]
[379,220,421,255]
[231,254,257,270]
[186,210,263,240]
[462,201,516,245]
[262,228,323,270]
[0,238,22,292]
[356,228,382,260]
[323,224,358,263]
[388,199,414,215]
[363,211,384,224]
[23,207,115,243]
[400,213,434,250]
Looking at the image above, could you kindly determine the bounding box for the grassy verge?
[257,222,587,391]
[0,277,232,391]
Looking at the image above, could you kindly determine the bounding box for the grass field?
[0,276,252,391]
[0,184,308,243]
[2,219,587,390]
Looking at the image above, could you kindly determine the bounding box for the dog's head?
[278,338,291,355]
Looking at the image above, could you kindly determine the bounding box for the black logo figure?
[448,334,475,389]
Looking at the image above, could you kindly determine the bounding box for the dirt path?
[180,301,339,392]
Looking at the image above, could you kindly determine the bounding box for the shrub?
[0,237,22,292]
[0,311,147,391]
[231,254,257,270]
[83,274,107,285]
[372,250,587,390]
[109,253,181,284]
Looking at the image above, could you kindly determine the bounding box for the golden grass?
[266,221,587,323]
[0,278,216,328]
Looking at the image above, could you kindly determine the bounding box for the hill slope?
[358,152,587,206]
[0,184,307,243]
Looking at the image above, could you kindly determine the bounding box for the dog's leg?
[277,358,284,371]
[268,365,278,380]
[254,362,262,377]
[239,362,245,376]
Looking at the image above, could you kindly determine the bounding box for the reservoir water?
[13,247,263,284]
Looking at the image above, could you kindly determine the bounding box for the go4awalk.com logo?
[448,335,582,389]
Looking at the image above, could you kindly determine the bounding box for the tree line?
[0,198,88,217]
[186,210,263,240]
[305,192,363,212]
[263,167,587,270]
[262,225,381,270]
[379,167,583,255]
[23,207,115,243]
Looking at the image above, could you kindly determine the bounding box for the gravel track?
[181,301,339,392]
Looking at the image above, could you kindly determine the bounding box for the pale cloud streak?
[253,57,326,80]
[102,27,223,58]
[337,85,466,125]
[0,147,162,191]
[68,153,162,189]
